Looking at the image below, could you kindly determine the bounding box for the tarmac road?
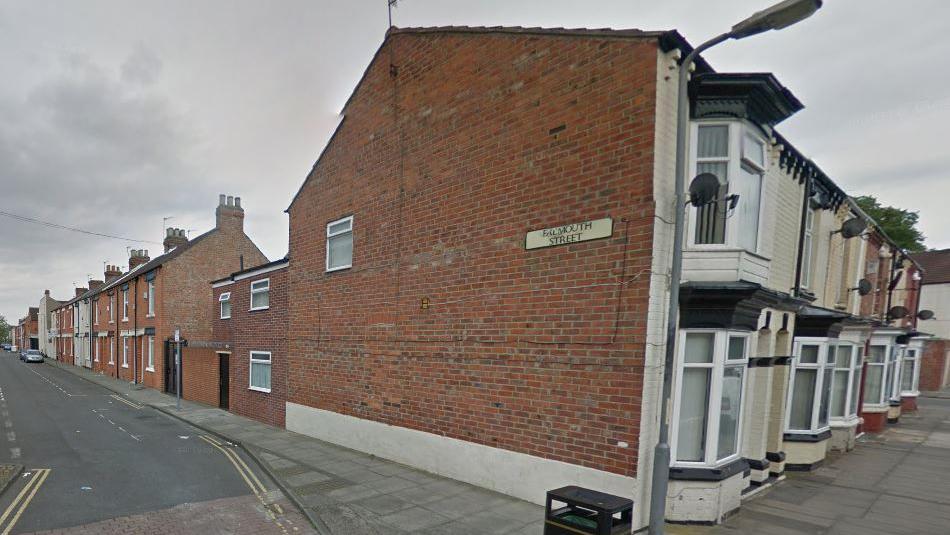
[0,350,305,534]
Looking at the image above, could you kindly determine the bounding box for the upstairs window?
[147,280,155,317]
[326,216,353,271]
[801,208,816,289]
[220,292,232,319]
[250,279,270,311]
[690,123,768,253]
[122,290,129,321]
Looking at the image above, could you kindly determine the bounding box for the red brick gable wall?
[287,32,659,478]
[920,339,949,392]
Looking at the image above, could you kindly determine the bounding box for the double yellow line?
[0,468,51,535]
[110,394,143,410]
[198,435,290,533]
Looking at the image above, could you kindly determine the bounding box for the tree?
[0,315,10,344]
[854,195,926,252]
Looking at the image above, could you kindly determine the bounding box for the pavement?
[0,351,312,534]
[667,396,950,535]
[41,357,547,535]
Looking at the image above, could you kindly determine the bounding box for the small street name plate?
[525,217,613,250]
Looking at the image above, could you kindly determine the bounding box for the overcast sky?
[1,0,947,323]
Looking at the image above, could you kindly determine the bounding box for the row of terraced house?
[17,26,950,529]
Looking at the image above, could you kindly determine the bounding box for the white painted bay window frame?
[786,338,835,435]
[670,330,750,468]
[686,121,768,255]
[888,345,905,403]
[864,343,890,407]
[829,343,862,422]
[901,346,921,396]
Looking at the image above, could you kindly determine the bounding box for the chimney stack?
[163,228,188,252]
[129,249,151,269]
[104,265,122,282]
[88,279,104,291]
[75,287,87,297]
[44,289,50,296]
[215,193,245,232]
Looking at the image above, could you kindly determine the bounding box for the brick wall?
[920,338,949,392]
[212,263,289,427]
[287,31,658,478]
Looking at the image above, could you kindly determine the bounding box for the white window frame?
[249,279,270,311]
[121,337,129,368]
[220,292,232,319]
[785,338,835,434]
[94,300,99,326]
[901,346,921,396]
[147,280,155,317]
[888,345,905,402]
[801,208,816,290]
[122,290,129,321]
[326,215,354,272]
[109,336,114,364]
[146,335,155,372]
[864,342,890,406]
[670,329,750,468]
[249,351,272,393]
[829,342,862,422]
[108,295,114,323]
[94,337,99,362]
[686,121,768,254]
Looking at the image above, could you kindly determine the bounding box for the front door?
[164,341,181,395]
[218,353,230,409]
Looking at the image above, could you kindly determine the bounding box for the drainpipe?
[792,172,812,296]
[133,277,138,385]
[884,251,899,326]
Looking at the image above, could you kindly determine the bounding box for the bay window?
[672,330,749,466]
[786,339,836,434]
[887,346,903,402]
[829,343,862,421]
[864,344,888,405]
[901,347,920,395]
[689,122,767,253]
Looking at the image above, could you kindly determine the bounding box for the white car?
[21,349,44,363]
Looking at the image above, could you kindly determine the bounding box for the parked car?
[0,343,10,351]
[21,349,44,363]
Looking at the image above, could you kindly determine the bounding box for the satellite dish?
[918,309,935,320]
[857,278,873,296]
[887,306,909,320]
[839,217,867,239]
[688,173,721,207]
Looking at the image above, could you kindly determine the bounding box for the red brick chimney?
[88,280,104,291]
[104,265,122,283]
[129,249,151,270]
[163,228,188,252]
[75,287,87,297]
[215,194,244,232]
[44,289,50,297]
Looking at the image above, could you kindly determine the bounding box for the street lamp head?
[730,0,822,39]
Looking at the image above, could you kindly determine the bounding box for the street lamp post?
[647,1,822,533]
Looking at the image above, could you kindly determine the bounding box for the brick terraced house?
[212,258,289,426]
[30,24,939,529]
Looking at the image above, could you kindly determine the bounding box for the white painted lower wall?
[286,402,637,507]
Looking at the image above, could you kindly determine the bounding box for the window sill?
[901,391,920,397]
[783,429,832,442]
[220,315,231,320]
[248,307,269,312]
[325,264,352,273]
[249,386,271,394]
[121,364,129,369]
[146,314,154,318]
[669,457,748,481]
[145,367,154,373]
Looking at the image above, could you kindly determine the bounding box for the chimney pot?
[227,195,234,206]
[166,228,174,237]
[45,289,50,296]
[219,194,226,206]
[234,197,241,208]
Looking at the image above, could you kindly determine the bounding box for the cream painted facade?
[38,292,61,359]
[919,283,950,339]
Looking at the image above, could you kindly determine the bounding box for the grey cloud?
[120,45,163,86]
